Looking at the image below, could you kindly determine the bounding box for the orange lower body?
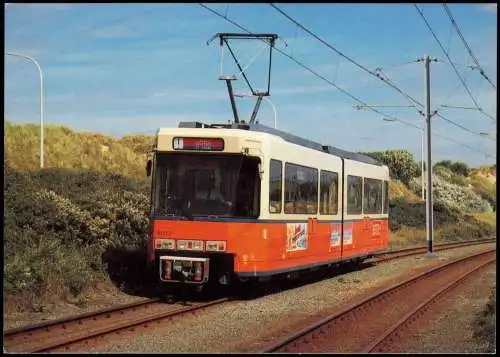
[150,218,389,279]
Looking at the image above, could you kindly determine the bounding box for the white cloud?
[91,24,144,40]
[480,4,497,14]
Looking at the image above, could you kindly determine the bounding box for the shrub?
[408,175,492,213]
[433,160,470,177]
[360,150,420,186]
[3,165,151,309]
[432,175,492,213]
[389,196,462,231]
[432,166,469,186]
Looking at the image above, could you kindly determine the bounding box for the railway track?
[4,238,494,353]
[3,297,228,353]
[261,248,496,353]
[371,237,495,263]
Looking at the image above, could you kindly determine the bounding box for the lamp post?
[383,117,425,200]
[5,52,45,168]
[234,93,278,129]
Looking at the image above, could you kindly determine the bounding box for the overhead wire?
[199,3,495,156]
[442,3,496,90]
[270,3,425,111]
[414,4,496,122]
[269,3,495,141]
[378,69,495,141]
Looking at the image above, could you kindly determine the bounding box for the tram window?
[269,159,282,213]
[320,170,338,215]
[346,175,363,215]
[363,178,383,214]
[383,180,389,214]
[284,163,318,214]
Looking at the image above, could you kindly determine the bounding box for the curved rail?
[363,257,494,352]
[261,248,495,353]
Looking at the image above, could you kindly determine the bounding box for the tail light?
[163,260,172,280]
[194,262,203,281]
[177,240,204,251]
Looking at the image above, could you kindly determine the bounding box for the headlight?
[155,239,175,250]
[206,240,227,252]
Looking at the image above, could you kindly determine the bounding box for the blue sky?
[5,3,497,166]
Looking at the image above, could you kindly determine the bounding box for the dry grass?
[390,179,422,203]
[472,212,497,228]
[4,121,154,182]
[389,226,426,249]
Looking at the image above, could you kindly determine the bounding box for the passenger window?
[284,163,318,214]
[269,159,282,213]
[383,180,389,214]
[363,178,383,214]
[346,175,363,215]
[320,170,338,215]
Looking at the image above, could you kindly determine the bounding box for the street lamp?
[234,93,278,129]
[5,52,45,169]
[383,117,425,201]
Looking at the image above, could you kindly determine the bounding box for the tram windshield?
[152,153,261,218]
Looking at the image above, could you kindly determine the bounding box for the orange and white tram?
[147,121,390,288]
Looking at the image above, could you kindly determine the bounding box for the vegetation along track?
[261,248,496,353]
[3,297,229,352]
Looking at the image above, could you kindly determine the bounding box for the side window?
[284,163,318,214]
[269,159,282,213]
[346,175,363,215]
[383,180,389,214]
[363,178,383,214]
[320,170,338,215]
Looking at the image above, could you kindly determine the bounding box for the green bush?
[389,196,462,231]
[3,166,151,307]
[432,166,469,186]
[360,150,420,186]
[434,160,470,177]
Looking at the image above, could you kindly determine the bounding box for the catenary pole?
[424,54,435,255]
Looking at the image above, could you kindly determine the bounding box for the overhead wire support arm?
[206,30,279,124]
[222,37,256,95]
[208,32,278,96]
